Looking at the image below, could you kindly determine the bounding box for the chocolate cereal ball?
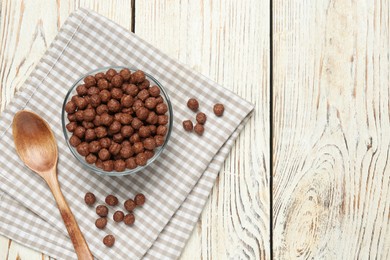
[187,98,199,111]
[109,120,121,134]
[194,123,204,136]
[137,89,150,101]
[67,113,76,122]
[100,113,113,126]
[102,160,114,171]
[113,211,125,222]
[120,145,133,159]
[89,94,101,108]
[95,72,105,80]
[85,128,96,141]
[109,142,121,156]
[69,135,81,147]
[121,125,134,138]
[213,103,224,116]
[133,142,144,154]
[84,75,96,87]
[105,195,119,206]
[84,192,96,206]
[111,75,124,88]
[154,135,165,147]
[143,138,156,150]
[87,86,100,96]
[99,90,111,103]
[100,137,111,149]
[105,68,117,81]
[66,121,78,132]
[113,133,124,143]
[83,108,96,122]
[156,103,168,115]
[156,125,168,136]
[149,85,160,97]
[85,154,97,164]
[131,70,145,84]
[134,193,146,206]
[65,101,77,114]
[125,157,137,169]
[95,217,107,229]
[95,159,104,169]
[182,120,193,131]
[114,160,126,172]
[131,118,143,130]
[124,199,136,212]
[146,112,158,125]
[76,84,88,96]
[196,112,207,124]
[132,99,144,111]
[94,126,107,139]
[124,213,135,225]
[135,153,148,166]
[75,97,88,110]
[158,115,168,125]
[77,142,89,156]
[96,104,109,115]
[97,78,109,90]
[139,126,151,138]
[130,133,141,144]
[111,88,123,100]
[119,68,131,80]
[119,113,132,125]
[123,84,139,97]
[138,79,150,90]
[107,99,121,113]
[103,235,115,247]
[144,150,155,159]
[98,148,111,161]
[88,141,101,153]
[96,205,108,217]
[136,107,149,121]
[149,125,157,135]
[82,121,94,129]
[121,95,134,108]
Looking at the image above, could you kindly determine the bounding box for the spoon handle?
[45,171,94,260]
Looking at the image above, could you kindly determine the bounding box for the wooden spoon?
[12,110,93,260]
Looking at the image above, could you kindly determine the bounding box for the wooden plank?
[136,1,270,259]
[0,0,133,258]
[273,0,390,259]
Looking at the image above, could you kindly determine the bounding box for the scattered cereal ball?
[105,195,119,206]
[196,112,207,124]
[84,192,96,206]
[182,120,193,131]
[103,235,115,247]
[134,193,146,206]
[187,98,199,111]
[124,213,135,225]
[124,199,136,212]
[95,217,107,229]
[194,123,204,136]
[96,205,108,217]
[113,211,125,222]
[213,103,224,116]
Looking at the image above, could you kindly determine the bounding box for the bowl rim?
[61,66,173,176]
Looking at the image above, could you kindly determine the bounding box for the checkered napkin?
[0,9,253,260]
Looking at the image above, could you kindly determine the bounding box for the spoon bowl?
[12,110,93,260]
[13,111,58,173]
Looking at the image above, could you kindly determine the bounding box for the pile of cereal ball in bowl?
[62,67,173,175]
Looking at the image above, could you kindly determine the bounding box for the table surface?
[0,0,389,260]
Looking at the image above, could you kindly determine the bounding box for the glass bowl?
[61,66,173,176]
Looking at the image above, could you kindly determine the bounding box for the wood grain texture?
[0,0,132,258]
[273,0,390,259]
[136,1,270,259]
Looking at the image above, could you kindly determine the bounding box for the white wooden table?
[1,0,389,259]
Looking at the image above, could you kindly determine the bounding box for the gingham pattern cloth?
[0,9,253,260]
